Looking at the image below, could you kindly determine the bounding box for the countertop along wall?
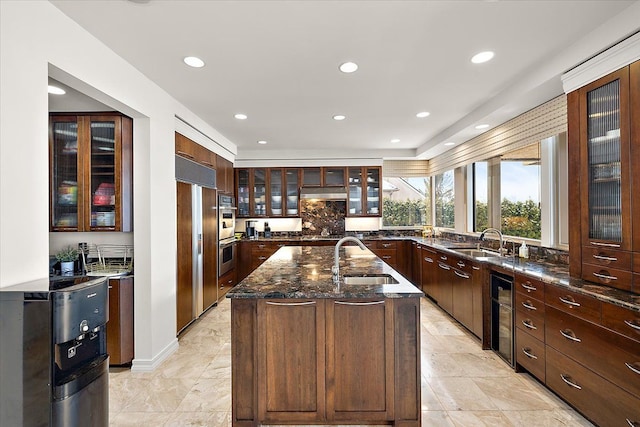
[0,1,236,371]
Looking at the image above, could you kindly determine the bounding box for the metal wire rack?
[80,243,134,277]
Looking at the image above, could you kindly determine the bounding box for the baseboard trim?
[129,338,179,372]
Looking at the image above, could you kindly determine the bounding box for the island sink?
[342,273,399,285]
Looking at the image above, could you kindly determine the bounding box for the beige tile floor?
[108,297,594,427]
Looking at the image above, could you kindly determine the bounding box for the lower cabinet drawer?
[516,306,545,342]
[601,302,640,343]
[546,306,640,399]
[373,249,397,266]
[515,328,545,382]
[582,262,633,292]
[546,346,640,427]
[545,285,601,323]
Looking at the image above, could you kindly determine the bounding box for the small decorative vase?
[61,261,75,276]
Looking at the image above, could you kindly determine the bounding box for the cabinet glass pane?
[254,169,266,216]
[90,120,116,227]
[52,121,79,228]
[587,79,622,242]
[285,169,299,215]
[324,167,345,186]
[348,168,362,215]
[237,170,250,216]
[366,168,380,215]
[270,169,283,216]
[303,168,321,186]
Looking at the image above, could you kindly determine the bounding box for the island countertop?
[226,245,424,299]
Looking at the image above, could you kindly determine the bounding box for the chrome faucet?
[479,228,504,256]
[332,236,368,283]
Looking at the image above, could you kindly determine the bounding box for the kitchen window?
[382,177,430,227]
[434,170,455,228]
[473,161,489,232]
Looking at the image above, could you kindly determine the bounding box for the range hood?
[300,186,348,200]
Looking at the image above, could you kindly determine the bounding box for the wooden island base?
[231,297,421,427]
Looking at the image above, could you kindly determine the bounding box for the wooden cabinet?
[301,167,346,187]
[175,132,216,169]
[49,113,132,232]
[232,297,421,426]
[107,276,134,366]
[364,240,399,271]
[216,156,234,195]
[218,268,236,301]
[435,253,454,315]
[347,167,381,217]
[420,246,436,297]
[568,60,640,293]
[410,241,422,286]
[514,274,546,382]
[237,168,300,217]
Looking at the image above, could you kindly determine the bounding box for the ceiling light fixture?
[332,115,346,121]
[475,124,490,129]
[416,111,430,118]
[234,113,247,120]
[471,51,494,64]
[257,140,268,145]
[339,62,358,73]
[183,56,205,68]
[390,139,400,144]
[444,142,455,146]
[48,85,65,95]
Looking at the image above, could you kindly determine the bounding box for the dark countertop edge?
[236,236,639,312]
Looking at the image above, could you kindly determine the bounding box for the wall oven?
[219,194,236,276]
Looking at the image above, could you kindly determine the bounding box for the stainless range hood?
[300,186,348,200]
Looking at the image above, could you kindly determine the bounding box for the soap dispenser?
[519,241,529,259]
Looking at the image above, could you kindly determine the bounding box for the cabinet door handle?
[176,150,195,159]
[440,255,448,260]
[625,362,640,375]
[522,319,537,330]
[625,419,639,427]
[454,270,470,279]
[424,257,434,263]
[521,282,537,292]
[258,256,267,260]
[438,263,451,271]
[522,347,538,359]
[382,255,392,260]
[335,300,384,306]
[266,301,316,306]
[457,261,466,268]
[472,266,480,270]
[560,374,582,390]
[258,244,266,248]
[560,329,581,342]
[592,272,618,281]
[521,301,537,311]
[559,296,581,307]
[382,243,392,248]
[590,241,621,248]
[592,254,618,262]
[624,319,640,331]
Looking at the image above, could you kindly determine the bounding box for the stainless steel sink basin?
[455,248,500,258]
[342,274,399,285]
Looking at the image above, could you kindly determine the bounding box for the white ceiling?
[49,0,639,161]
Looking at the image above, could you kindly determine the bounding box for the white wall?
[0,1,236,371]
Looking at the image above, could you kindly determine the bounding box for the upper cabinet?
[50,114,132,232]
[237,168,300,218]
[302,167,346,187]
[348,167,381,217]
[568,60,639,293]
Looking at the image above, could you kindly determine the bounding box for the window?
[473,162,488,232]
[434,170,454,228]
[382,177,430,227]
[500,143,541,239]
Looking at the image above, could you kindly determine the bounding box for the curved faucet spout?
[479,228,504,256]
[333,236,368,283]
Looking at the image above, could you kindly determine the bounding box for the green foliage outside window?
[474,199,541,239]
[382,198,427,227]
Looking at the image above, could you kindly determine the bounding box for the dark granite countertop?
[227,246,424,299]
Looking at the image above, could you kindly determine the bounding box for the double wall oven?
[218,194,236,276]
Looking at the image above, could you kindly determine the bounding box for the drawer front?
[373,249,397,266]
[377,241,397,250]
[546,306,640,399]
[515,274,545,301]
[545,285,601,323]
[582,262,633,292]
[635,252,640,274]
[602,303,640,343]
[546,346,640,427]
[515,308,545,342]
[516,328,545,382]
[582,245,632,271]
[515,292,546,316]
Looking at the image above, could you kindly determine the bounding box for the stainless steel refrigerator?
[176,156,218,333]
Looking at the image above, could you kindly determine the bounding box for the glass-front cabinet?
[580,67,632,250]
[237,169,250,216]
[347,166,381,217]
[284,169,300,216]
[269,169,283,216]
[253,169,267,216]
[236,168,300,218]
[49,114,132,232]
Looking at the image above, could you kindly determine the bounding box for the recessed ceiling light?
[257,140,268,145]
[471,51,494,64]
[475,124,490,129]
[183,56,205,68]
[234,113,247,120]
[444,142,455,146]
[416,111,430,118]
[48,85,65,95]
[333,115,346,121]
[339,62,358,73]
[390,139,400,144]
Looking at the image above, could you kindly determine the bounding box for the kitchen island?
[227,245,424,427]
